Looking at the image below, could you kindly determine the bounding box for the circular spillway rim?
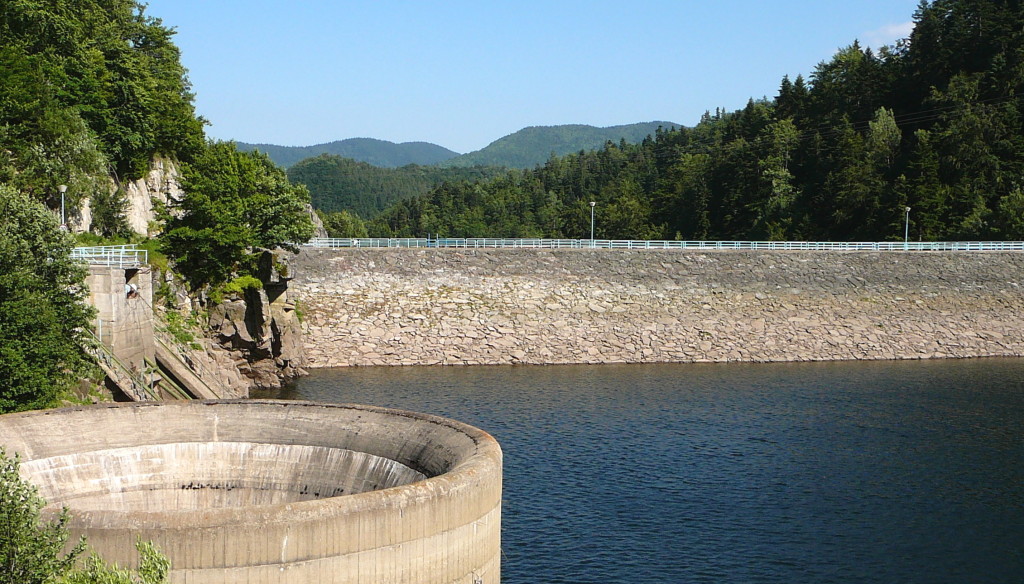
[1,400,502,529]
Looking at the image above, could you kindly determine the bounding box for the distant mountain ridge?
[238,122,679,170]
[442,122,679,169]
[235,138,460,169]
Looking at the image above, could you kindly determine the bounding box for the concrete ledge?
[0,400,502,584]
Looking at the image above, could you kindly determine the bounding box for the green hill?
[288,154,505,218]
[441,122,679,169]
[236,138,460,168]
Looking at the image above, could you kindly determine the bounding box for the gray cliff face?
[70,157,184,234]
[119,157,182,235]
[308,203,329,238]
[117,158,309,392]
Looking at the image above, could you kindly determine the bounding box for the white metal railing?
[71,245,148,267]
[304,238,1024,252]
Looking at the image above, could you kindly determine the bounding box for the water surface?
[257,358,1024,584]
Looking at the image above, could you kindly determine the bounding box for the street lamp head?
[589,201,596,207]
[905,206,911,213]
[58,184,67,194]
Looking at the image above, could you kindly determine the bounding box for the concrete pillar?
[86,266,154,369]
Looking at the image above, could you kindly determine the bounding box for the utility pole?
[589,201,596,248]
[59,184,68,230]
[904,206,911,250]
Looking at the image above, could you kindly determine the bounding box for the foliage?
[160,310,202,350]
[0,0,203,245]
[0,448,85,584]
[56,541,169,584]
[88,188,132,239]
[370,0,1024,242]
[209,275,263,304]
[1,449,169,584]
[133,239,168,272]
[0,0,204,184]
[0,46,109,212]
[289,154,505,218]
[317,210,368,238]
[237,138,459,169]
[160,142,315,290]
[0,186,95,413]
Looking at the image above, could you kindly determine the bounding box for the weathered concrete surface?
[0,401,502,584]
[87,265,154,370]
[292,248,1024,366]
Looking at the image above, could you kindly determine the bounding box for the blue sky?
[142,1,921,153]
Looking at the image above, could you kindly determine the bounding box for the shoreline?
[297,352,1024,369]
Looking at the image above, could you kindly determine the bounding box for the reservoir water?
[256,358,1024,583]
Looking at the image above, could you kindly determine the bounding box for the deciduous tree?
[0,186,94,413]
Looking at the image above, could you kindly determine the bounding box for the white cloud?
[863,21,915,49]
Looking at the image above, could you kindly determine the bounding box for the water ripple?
[261,358,1024,584]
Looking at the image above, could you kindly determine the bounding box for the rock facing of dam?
[0,401,502,584]
[292,248,1024,366]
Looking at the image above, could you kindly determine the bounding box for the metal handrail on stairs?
[83,330,158,402]
[143,357,193,401]
[147,295,229,399]
[152,331,223,399]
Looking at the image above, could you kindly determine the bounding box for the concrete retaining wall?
[292,248,1024,366]
[86,265,154,369]
[0,401,502,584]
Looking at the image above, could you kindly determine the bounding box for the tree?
[903,129,947,240]
[0,47,109,209]
[0,186,95,413]
[0,448,85,584]
[57,541,169,584]
[752,119,801,239]
[995,187,1024,239]
[89,188,132,239]
[1,448,170,584]
[160,142,315,290]
[0,1,204,181]
[318,209,368,238]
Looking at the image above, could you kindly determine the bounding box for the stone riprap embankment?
[291,248,1024,367]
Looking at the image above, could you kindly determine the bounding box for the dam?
[291,247,1024,367]
[0,400,502,583]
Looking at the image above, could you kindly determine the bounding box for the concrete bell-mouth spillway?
[0,400,502,584]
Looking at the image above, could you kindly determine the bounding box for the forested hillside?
[286,122,675,227]
[442,122,677,169]
[288,155,505,220]
[236,138,460,168]
[0,1,204,212]
[373,0,1024,242]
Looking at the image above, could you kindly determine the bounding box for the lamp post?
[58,184,68,230]
[589,201,596,248]
[904,206,911,250]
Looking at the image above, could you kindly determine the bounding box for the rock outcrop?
[206,251,306,389]
[68,157,183,234]
[120,157,183,235]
